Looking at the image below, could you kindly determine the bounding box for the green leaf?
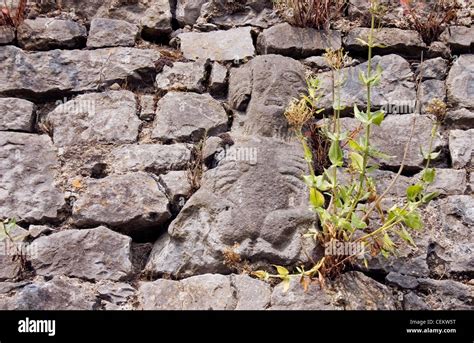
[421,168,436,184]
[358,70,368,85]
[429,151,440,160]
[348,139,363,152]
[349,151,364,171]
[302,175,317,188]
[404,212,423,230]
[324,166,338,185]
[354,105,369,124]
[370,110,385,126]
[328,140,343,166]
[376,64,383,77]
[351,213,367,229]
[274,265,289,277]
[253,270,270,281]
[325,130,337,141]
[314,175,332,191]
[397,227,416,247]
[309,188,325,209]
[368,147,394,160]
[382,232,395,253]
[281,277,291,292]
[422,191,439,204]
[407,184,424,202]
[302,140,313,163]
[356,37,369,46]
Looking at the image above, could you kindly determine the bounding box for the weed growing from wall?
[254,0,444,290]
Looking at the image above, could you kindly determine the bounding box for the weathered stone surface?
[58,0,103,19]
[333,272,397,310]
[427,41,451,59]
[445,108,474,130]
[72,172,171,233]
[28,225,53,239]
[348,0,404,27]
[109,143,191,175]
[449,129,473,168]
[403,292,430,310]
[145,134,315,277]
[139,94,156,121]
[318,54,416,112]
[257,23,341,58]
[159,170,192,204]
[96,281,136,310]
[418,168,467,196]
[151,92,228,142]
[271,271,397,310]
[47,91,140,147]
[417,278,474,310]
[229,54,306,138]
[386,272,419,290]
[441,26,474,53]
[0,98,35,132]
[270,277,337,310]
[447,54,474,109]
[344,28,425,56]
[17,18,87,51]
[0,46,159,98]
[0,225,28,281]
[0,26,15,45]
[155,60,208,93]
[232,274,272,310]
[178,27,255,61]
[0,276,98,310]
[196,0,279,29]
[30,227,133,281]
[209,62,228,95]
[0,133,65,222]
[0,281,29,295]
[139,274,235,310]
[339,114,446,169]
[421,79,446,108]
[87,18,139,48]
[95,0,172,36]
[176,0,208,26]
[138,274,270,310]
[417,57,449,80]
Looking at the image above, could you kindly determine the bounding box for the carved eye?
[281,71,301,83]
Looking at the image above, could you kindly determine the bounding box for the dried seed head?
[284,98,313,130]
[425,98,447,123]
[324,48,349,71]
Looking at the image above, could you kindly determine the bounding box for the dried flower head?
[324,48,349,71]
[284,98,313,130]
[425,98,447,123]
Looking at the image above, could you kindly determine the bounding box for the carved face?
[229,55,307,138]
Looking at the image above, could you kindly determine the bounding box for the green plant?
[273,0,346,29]
[255,0,443,288]
[400,0,460,44]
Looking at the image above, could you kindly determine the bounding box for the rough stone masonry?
[0,0,472,310]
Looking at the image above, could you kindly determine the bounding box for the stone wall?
[0,0,472,310]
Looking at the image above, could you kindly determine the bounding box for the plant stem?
[346,11,376,220]
[424,122,439,171]
[361,115,416,223]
